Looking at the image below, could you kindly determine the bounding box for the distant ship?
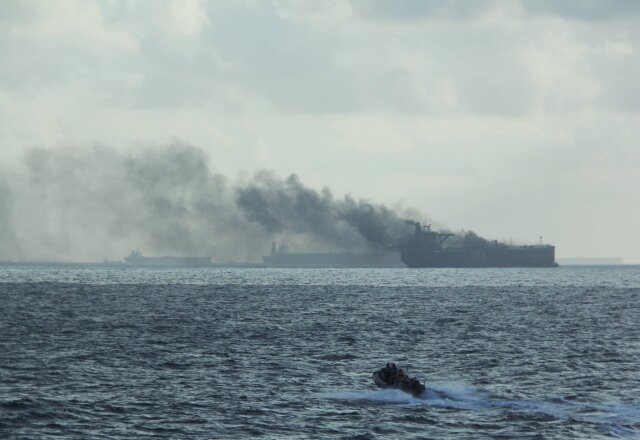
[124,249,212,267]
[262,242,404,268]
[400,222,557,268]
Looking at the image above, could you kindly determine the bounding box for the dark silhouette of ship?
[124,249,212,267]
[263,242,404,268]
[400,222,557,268]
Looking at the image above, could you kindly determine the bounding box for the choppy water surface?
[1,266,639,439]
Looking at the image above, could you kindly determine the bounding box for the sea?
[1,265,639,439]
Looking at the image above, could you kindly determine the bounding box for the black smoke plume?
[236,172,407,251]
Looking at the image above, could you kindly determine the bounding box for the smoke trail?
[444,230,490,249]
[0,143,416,262]
[0,177,19,256]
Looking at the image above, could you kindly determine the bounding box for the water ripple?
[1,267,639,439]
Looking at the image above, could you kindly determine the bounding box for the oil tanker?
[263,242,404,268]
[124,249,212,267]
[400,222,557,268]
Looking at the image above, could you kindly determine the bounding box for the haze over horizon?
[1,1,639,263]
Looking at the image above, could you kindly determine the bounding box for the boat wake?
[319,384,640,437]
[318,384,491,408]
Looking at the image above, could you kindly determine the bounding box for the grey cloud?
[128,32,235,109]
[604,83,640,112]
[0,0,43,24]
[0,1,533,116]
[460,65,533,116]
[133,72,211,108]
[593,56,640,113]
[351,0,492,21]
[520,0,640,21]
[204,3,357,113]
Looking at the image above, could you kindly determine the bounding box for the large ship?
[400,222,557,268]
[263,242,404,268]
[124,250,212,267]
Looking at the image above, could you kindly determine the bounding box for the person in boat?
[377,362,407,386]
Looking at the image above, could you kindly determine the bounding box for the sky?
[0,0,639,263]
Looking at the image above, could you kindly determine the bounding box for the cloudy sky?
[1,0,639,262]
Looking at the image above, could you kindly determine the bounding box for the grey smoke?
[236,172,408,251]
[0,143,416,262]
[2,143,257,262]
[444,230,490,249]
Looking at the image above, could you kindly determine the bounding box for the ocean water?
[1,265,639,439]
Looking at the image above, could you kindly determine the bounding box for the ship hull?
[262,252,404,268]
[124,256,212,267]
[401,246,558,268]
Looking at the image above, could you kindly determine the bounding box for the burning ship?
[400,222,557,268]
